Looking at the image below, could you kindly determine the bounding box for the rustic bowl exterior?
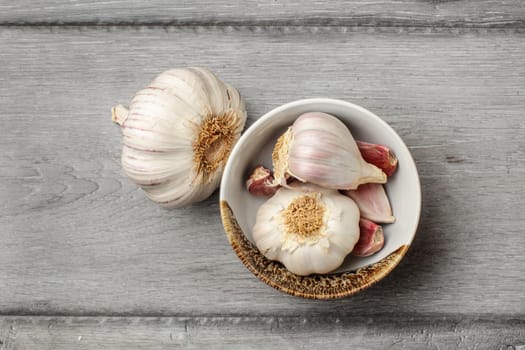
[221,201,409,299]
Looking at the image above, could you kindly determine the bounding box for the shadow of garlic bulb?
[253,184,360,276]
[112,67,247,208]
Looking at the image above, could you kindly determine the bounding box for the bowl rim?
[220,98,421,299]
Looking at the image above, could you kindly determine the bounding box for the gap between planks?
[0,312,524,319]
[0,24,524,35]
[0,314,524,327]
[1,315,523,350]
[0,17,525,28]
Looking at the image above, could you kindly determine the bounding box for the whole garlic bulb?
[252,184,360,276]
[112,68,247,208]
[272,112,386,190]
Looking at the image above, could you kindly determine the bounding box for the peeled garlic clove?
[351,218,385,257]
[252,184,360,276]
[246,166,280,196]
[343,183,395,224]
[113,67,247,208]
[357,141,398,177]
[272,112,386,190]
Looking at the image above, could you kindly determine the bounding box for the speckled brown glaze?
[220,200,409,299]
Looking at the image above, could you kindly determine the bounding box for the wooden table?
[1,1,524,348]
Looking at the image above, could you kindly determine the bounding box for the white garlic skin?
[252,185,360,276]
[273,112,386,190]
[119,67,246,208]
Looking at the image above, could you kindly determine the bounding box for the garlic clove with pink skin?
[246,165,280,196]
[272,112,387,190]
[356,141,398,177]
[351,218,385,257]
[342,183,395,224]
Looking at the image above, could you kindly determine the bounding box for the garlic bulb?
[252,184,360,276]
[112,67,247,208]
[272,112,386,190]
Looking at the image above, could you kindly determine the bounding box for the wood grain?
[0,0,524,26]
[1,316,524,350]
[0,26,524,316]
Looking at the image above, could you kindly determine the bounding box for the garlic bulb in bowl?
[112,67,247,208]
[253,184,360,276]
[272,112,386,190]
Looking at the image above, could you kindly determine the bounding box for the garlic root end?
[271,127,293,186]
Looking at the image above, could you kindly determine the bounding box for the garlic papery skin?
[113,67,247,208]
[252,184,360,276]
[272,112,387,190]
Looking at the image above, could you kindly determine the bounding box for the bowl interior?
[221,98,421,275]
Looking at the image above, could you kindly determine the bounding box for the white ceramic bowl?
[220,98,421,299]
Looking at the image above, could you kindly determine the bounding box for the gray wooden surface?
[1,1,525,349]
[1,0,524,26]
[1,316,524,349]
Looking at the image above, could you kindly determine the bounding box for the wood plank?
[0,26,524,316]
[0,0,524,26]
[0,316,524,350]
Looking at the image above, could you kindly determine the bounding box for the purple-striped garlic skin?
[113,67,247,208]
[272,112,386,190]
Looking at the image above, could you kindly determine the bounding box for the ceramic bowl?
[220,98,421,299]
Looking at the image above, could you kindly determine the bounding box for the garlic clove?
[252,184,360,276]
[356,141,398,177]
[342,183,395,224]
[246,166,280,196]
[113,67,247,208]
[351,218,385,257]
[272,112,387,190]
